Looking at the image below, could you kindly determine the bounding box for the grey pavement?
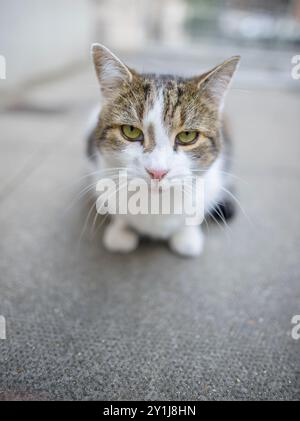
[0,60,300,400]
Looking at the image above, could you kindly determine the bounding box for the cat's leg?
[169,225,204,257]
[103,217,139,253]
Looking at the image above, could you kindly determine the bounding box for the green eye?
[121,125,143,141]
[176,131,198,145]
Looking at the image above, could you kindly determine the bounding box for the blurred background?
[1,0,300,97]
[0,0,300,401]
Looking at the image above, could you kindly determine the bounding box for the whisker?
[76,199,97,253]
[210,203,232,241]
[191,168,248,185]
[206,208,227,234]
[77,167,132,181]
[91,182,129,239]
[220,186,253,225]
[66,170,139,214]
[91,181,128,237]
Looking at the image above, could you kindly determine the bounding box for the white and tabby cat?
[86,44,240,257]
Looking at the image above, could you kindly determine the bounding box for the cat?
[86,43,240,257]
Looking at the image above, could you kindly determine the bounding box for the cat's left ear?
[91,43,133,99]
[196,56,240,112]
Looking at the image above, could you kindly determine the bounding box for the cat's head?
[92,44,239,184]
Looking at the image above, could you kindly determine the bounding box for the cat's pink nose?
[146,168,169,181]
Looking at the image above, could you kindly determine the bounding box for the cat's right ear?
[91,43,133,99]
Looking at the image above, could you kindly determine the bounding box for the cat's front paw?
[169,226,204,257]
[103,220,138,253]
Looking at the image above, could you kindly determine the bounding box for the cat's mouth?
[150,181,164,194]
[148,178,180,194]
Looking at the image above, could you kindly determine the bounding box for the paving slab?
[0,67,299,400]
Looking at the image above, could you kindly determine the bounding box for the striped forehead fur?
[96,72,221,167]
